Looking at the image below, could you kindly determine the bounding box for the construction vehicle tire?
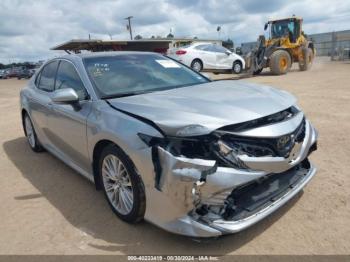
[299,48,313,71]
[269,50,291,75]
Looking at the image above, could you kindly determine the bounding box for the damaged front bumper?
[150,119,318,237]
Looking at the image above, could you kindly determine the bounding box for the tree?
[134,35,142,40]
[223,38,234,49]
[166,33,174,38]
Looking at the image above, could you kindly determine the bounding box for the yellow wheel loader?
[246,16,316,75]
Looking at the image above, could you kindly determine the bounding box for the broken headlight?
[138,133,214,159]
[138,133,248,169]
[212,139,248,169]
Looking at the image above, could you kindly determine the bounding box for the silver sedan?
[20,52,318,237]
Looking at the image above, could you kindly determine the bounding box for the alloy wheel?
[192,61,202,72]
[233,63,242,73]
[25,116,36,148]
[101,154,134,215]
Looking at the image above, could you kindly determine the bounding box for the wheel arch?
[92,139,115,190]
[233,59,243,66]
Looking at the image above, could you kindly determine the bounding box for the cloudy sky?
[1,0,350,63]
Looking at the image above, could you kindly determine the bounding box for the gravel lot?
[0,57,349,255]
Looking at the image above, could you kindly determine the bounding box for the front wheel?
[269,50,291,75]
[99,144,146,223]
[232,61,243,74]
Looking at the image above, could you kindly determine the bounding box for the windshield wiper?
[101,91,149,99]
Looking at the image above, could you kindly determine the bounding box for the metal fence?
[309,30,350,59]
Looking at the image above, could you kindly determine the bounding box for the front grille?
[221,118,306,158]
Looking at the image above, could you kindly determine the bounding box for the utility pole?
[125,16,133,40]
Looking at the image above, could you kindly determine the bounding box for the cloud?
[0,0,349,63]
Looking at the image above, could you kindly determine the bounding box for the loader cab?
[265,18,302,43]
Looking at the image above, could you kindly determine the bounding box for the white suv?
[167,42,245,74]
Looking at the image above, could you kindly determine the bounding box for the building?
[51,38,222,54]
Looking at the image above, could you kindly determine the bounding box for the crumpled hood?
[108,80,296,136]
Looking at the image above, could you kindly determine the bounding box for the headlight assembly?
[137,133,214,159]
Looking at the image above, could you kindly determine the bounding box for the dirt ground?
[0,57,349,255]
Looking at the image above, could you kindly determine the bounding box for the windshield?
[84,53,209,99]
[271,20,297,39]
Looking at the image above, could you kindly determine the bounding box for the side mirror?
[264,23,268,31]
[225,50,231,55]
[51,88,79,103]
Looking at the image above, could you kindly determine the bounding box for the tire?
[232,61,242,74]
[299,48,314,71]
[191,59,203,72]
[269,50,291,75]
[99,144,146,223]
[23,113,44,152]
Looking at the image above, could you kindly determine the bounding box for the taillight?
[175,50,187,55]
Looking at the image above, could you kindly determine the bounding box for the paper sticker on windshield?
[155,60,181,68]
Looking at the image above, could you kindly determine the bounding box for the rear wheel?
[191,59,203,72]
[299,48,314,71]
[24,114,44,152]
[99,144,146,223]
[269,50,291,75]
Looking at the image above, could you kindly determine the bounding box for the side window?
[194,44,208,50]
[35,70,42,86]
[37,61,59,92]
[202,45,213,51]
[211,45,228,53]
[55,61,88,100]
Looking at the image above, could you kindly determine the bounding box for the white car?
[167,42,245,74]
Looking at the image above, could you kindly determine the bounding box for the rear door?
[194,44,217,69]
[47,60,92,173]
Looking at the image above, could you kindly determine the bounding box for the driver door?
[212,45,233,69]
[47,60,92,173]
